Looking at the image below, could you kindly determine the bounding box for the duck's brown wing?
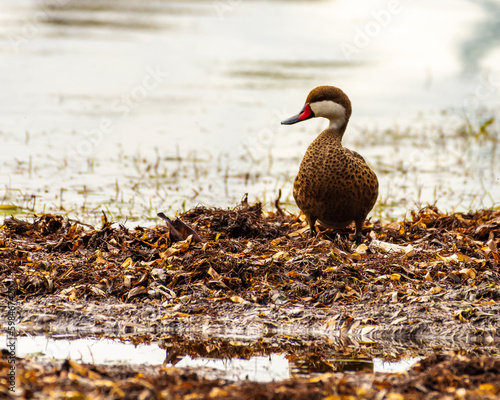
[345,148,366,163]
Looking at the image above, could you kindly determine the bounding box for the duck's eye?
[318,96,325,101]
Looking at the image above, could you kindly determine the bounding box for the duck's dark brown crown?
[306,86,352,121]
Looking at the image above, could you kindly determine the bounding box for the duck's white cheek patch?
[310,101,346,129]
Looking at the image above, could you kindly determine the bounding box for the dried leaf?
[121,258,133,268]
[230,295,245,303]
[68,290,77,302]
[90,286,106,297]
[374,273,400,283]
[454,310,468,322]
[175,312,191,317]
[287,270,301,278]
[356,244,369,254]
[160,236,192,258]
[428,286,443,294]
[209,388,229,398]
[127,286,147,300]
[68,360,102,380]
[370,240,409,254]
[390,273,401,281]
[391,291,398,303]
[458,268,477,279]
[272,251,286,259]
[123,275,133,288]
[172,217,204,243]
[436,253,459,263]
[207,267,221,281]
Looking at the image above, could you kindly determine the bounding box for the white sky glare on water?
[0,0,498,223]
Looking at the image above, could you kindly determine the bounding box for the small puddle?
[2,335,422,382]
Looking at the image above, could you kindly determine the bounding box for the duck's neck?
[323,123,347,144]
[328,118,347,131]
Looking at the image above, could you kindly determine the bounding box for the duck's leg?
[353,219,364,244]
[308,216,317,238]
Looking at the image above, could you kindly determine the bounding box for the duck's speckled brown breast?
[293,129,378,228]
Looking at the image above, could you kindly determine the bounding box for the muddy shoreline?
[9,293,500,349]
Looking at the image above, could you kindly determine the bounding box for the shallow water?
[0,0,499,224]
[2,335,421,382]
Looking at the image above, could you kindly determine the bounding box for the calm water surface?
[0,0,499,223]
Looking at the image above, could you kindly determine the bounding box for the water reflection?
[289,354,374,375]
[2,335,421,382]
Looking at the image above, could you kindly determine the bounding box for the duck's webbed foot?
[351,219,365,244]
[354,230,363,245]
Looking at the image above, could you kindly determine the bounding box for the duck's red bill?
[281,103,315,125]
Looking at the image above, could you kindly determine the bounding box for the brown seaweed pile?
[1,203,498,307]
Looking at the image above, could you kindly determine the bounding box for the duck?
[281,85,378,243]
